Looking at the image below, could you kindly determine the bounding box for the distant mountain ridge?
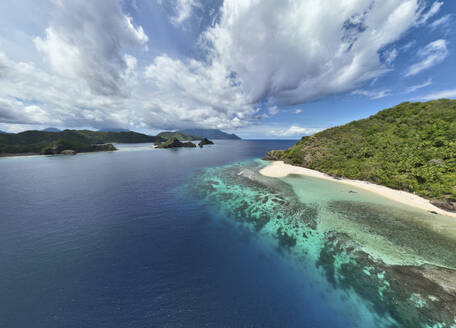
[178,129,241,140]
[42,127,61,132]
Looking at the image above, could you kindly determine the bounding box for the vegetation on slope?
[0,130,160,154]
[40,140,116,155]
[156,131,202,141]
[265,99,456,211]
[156,137,196,148]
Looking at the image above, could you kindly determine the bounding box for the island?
[156,131,202,141]
[0,128,220,156]
[198,138,214,147]
[40,140,117,155]
[264,99,456,212]
[156,137,197,148]
[0,130,161,156]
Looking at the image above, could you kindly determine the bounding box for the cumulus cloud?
[406,79,432,93]
[202,0,428,105]
[0,51,130,127]
[170,0,199,25]
[142,55,254,128]
[352,89,392,99]
[405,39,448,77]
[34,0,148,96]
[0,0,444,131]
[270,125,321,137]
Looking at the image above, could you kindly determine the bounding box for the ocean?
[0,140,453,327]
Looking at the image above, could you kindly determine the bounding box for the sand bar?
[259,161,456,218]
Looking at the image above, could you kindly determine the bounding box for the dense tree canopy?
[266,99,456,209]
[0,130,161,154]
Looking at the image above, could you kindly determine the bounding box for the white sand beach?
[260,161,456,218]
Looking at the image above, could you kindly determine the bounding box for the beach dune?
[260,161,456,218]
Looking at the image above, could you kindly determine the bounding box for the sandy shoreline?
[259,161,456,218]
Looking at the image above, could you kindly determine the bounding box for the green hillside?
[0,130,162,154]
[156,131,202,141]
[265,99,456,211]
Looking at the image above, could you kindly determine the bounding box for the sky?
[0,0,454,139]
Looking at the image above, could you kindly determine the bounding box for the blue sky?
[0,0,454,138]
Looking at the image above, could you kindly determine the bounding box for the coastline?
[260,161,456,218]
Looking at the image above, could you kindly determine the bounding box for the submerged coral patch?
[182,160,456,327]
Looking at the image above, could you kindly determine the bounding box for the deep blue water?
[0,140,377,327]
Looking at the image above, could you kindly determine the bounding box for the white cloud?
[383,48,398,65]
[270,125,321,137]
[171,0,199,25]
[142,55,254,129]
[0,0,440,131]
[0,51,131,127]
[405,39,448,77]
[202,0,426,106]
[401,40,416,52]
[429,14,452,29]
[417,1,443,24]
[351,89,392,99]
[268,106,279,115]
[406,79,432,93]
[294,109,302,114]
[34,1,148,96]
[412,89,456,101]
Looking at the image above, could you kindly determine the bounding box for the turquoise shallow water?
[1,141,455,327]
[184,159,456,327]
[1,140,393,328]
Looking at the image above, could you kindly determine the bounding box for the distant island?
[265,99,456,212]
[156,131,202,141]
[156,136,215,149]
[0,130,161,156]
[0,128,222,156]
[156,137,197,149]
[177,129,241,140]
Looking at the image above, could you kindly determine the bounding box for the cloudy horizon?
[0,0,454,138]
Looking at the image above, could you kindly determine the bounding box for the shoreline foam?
[259,161,456,218]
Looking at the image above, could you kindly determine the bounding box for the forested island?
[156,137,197,148]
[265,99,456,212]
[156,131,202,141]
[0,128,222,156]
[0,130,160,156]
